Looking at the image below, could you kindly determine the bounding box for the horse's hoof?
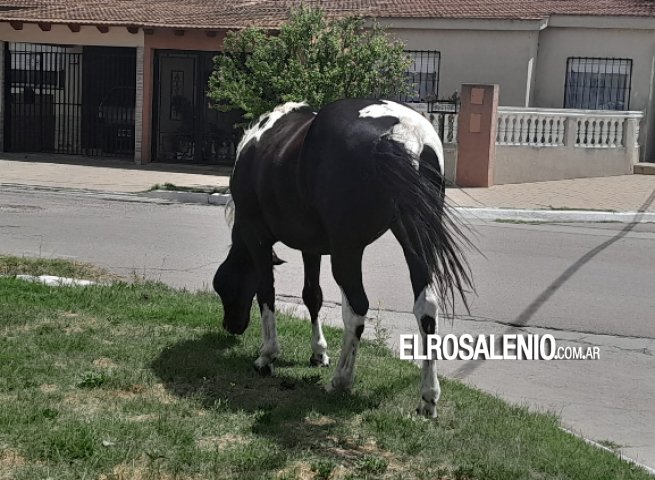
[253,359,274,377]
[309,353,330,368]
[325,375,352,393]
[415,399,437,418]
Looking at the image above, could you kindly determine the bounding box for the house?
[1,0,655,174]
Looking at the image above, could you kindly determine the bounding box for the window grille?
[564,57,632,111]
[397,50,440,104]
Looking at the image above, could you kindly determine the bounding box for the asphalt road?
[1,185,654,468]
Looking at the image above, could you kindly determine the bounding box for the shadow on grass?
[150,332,412,448]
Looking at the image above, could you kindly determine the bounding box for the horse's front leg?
[254,300,279,376]
[302,252,329,367]
[244,233,279,376]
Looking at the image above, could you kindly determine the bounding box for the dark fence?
[4,43,136,157]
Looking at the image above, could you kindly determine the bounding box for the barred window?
[564,57,632,111]
[9,43,67,88]
[397,50,440,104]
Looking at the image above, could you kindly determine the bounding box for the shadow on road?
[451,186,655,379]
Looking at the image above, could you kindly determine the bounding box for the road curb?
[141,190,231,205]
[559,427,655,476]
[456,207,655,224]
[5,184,653,223]
[141,190,655,223]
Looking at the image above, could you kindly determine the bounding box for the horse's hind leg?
[302,252,329,367]
[328,247,368,391]
[391,220,440,418]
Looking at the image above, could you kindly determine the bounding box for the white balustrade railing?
[574,115,624,148]
[417,107,642,151]
[497,107,643,149]
[497,110,566,146]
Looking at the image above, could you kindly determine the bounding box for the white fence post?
[624,116,641,165]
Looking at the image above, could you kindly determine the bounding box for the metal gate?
[153,50,241,164]
[4,43,136,157]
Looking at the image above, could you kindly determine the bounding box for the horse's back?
[232,98,444,253]
[301,99,423,248]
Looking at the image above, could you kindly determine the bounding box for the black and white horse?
[213,98,471,417]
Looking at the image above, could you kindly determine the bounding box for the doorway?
[4,43,135,157]
[153,50,241,164]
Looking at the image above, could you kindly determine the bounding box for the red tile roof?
[1,0,655,29]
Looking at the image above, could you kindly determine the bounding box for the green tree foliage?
[207,7,412,120]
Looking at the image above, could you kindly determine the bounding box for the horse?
[213,98,472,417]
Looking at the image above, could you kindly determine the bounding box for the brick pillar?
[135,46,153,164]
[0,42,5,153]
[456,84,499,187]
[134,46,144,163]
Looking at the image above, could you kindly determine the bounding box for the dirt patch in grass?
[124,413,158,422]
[5,315,102,336]
[0,448,27,479]
[99,454,184,480]
[276,461,316,480]
[39,384,59,393]
[304,415,336,427]
[0,255,121,282]
[93,357,119,369]
[196,433,250,452]
[62,391,107,416]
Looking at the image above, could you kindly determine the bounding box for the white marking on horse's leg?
[254,304,280,374]
[310,317,330,367]
[414,286,440,418]
[327,290,365,391]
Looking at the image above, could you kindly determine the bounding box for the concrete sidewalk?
[1,153,654,213]
[0,154,230,193]
[449,175,655,213]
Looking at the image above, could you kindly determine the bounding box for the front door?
[153,50,241,164]
[155,52,197,162]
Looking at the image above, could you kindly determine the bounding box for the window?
[9,43,68,89]
[564,57,632,110]
[398,50,440,104]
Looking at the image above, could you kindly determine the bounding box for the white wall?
[533,27,655,111]
[533,26,655,160]
[392,27,539,107]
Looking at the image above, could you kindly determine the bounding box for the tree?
[207,7,412,121]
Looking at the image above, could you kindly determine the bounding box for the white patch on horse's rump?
[358,100,444,173]
[236,101,309,160]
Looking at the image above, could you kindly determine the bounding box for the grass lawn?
[0,255,650,479]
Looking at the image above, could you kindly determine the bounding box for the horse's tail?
[374,139,474,316]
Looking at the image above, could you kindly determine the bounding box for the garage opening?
[4,43,136,157]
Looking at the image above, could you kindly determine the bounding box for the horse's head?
[213,241,258,335]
